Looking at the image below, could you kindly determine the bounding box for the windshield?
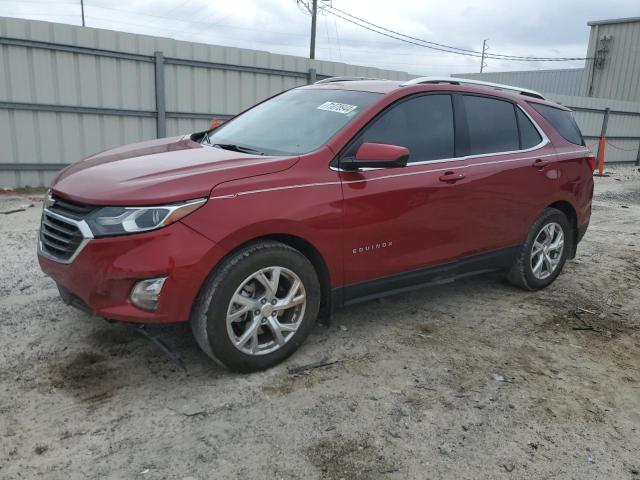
[202,88,381,155]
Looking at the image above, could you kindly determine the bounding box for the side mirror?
[341,142,409,170]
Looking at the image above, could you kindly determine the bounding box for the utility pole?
[309,0,318,59]
[80,0,85,26]
[480,39,488,73]
[298,0,329,59]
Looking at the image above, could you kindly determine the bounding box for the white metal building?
[454,17,640,102]
[453,17,640,164]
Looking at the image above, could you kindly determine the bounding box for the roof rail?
[400,76,546,100]
[315,76,380,84]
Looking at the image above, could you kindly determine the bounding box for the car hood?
[51,135,298,205]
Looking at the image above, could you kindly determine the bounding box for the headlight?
[85,198,206,237]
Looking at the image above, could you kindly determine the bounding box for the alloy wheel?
[226,266,306,355]
[530,222,564,280]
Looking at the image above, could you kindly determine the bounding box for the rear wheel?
[190,241,320,372]
[507,208,571,291]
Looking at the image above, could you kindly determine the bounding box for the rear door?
[455,94,559,252]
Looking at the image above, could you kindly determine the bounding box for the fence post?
[154,51,166,138]
[308,67,317,85]
[596,107,610,176]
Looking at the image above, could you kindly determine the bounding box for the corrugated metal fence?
[453,69,585,97]
[0,17,410,188]
[546,93,640,166]
[2,17,639,188]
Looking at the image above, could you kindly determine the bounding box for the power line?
[327,5,483,56]
[5,0,588,66]
[327,4,589,61]
[325,5,590,62]
[5,7,459,66]
[325,9,484,58]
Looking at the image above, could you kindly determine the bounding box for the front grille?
[49,194,96,220]
[40,212,85,261]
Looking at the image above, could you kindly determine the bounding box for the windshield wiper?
[211,143,265,155]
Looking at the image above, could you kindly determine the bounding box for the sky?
[1,0,638,75]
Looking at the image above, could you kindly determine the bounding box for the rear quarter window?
[528,103,584,146]
[516,108,543,149]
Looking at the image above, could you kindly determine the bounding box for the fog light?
[130,277,167,311]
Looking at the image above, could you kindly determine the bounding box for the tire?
[507,208,572,291]
[190,240,321,372]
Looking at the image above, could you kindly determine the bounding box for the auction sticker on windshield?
[317,101,358,114]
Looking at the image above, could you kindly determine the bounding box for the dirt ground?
[1,166,639,479]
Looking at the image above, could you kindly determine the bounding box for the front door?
[339,93,470,293]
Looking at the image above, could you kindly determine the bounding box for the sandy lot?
[1,167,639,479]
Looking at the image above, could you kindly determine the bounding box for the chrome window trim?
[210,148,589,200]
[38,208,94,264]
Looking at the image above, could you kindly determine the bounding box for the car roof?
[299,78,571,111]
[300,79,403,94]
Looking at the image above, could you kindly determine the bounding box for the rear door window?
[516,108,543,149]
[528,103,585,146]
[348,94,455,163]
[462,95,519,155]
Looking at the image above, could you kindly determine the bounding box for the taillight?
[586,154,596,172]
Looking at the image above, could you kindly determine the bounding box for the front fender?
[180,185,344,288]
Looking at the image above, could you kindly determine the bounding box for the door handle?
[439,171,466,183]
[532,158,550,169]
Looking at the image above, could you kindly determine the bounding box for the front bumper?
[38,221,227,323]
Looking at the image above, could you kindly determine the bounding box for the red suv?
[38,77,594,372]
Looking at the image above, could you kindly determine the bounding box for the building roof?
[587,17,640,26]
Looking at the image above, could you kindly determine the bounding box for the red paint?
[39,80,593,323]
[39,222,227,323]
[355,142,409,162]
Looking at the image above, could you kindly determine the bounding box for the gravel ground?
[1,167,639,479]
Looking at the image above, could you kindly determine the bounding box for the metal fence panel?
[546,93,640,163]
[453,69,585,96]
[0,16,413,187]
[2,16,639,187]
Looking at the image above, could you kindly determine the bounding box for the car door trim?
[331,244,522,308]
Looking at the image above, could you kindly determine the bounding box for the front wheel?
[190,241,320,372]
[507,208,572,291]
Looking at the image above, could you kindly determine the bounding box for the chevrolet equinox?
[38,77,594,372]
